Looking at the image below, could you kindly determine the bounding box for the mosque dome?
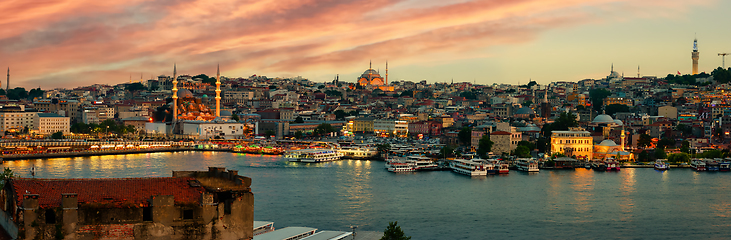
[361,69,381,78]
[177,89,194,98]
[220,110,232,116]
[515,107,535,116]
[598,139,618,146]
[592,113,615,124]
[202,94,209,98]
[609,71,621,79]
[614,119,624,126]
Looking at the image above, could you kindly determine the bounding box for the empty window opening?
[142,207,153,221]
[45,209,56,224]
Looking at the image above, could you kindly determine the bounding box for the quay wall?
[0,147,234,161]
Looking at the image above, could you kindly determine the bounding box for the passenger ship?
[489,159,509,174]
[284,149,343,163]
[338,146,379,160]
[450,159,489,176]
[515,158,539,172]
[605,161,621,171]
[386,160,417,172]
[691,159,706,171]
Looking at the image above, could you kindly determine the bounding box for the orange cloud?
[0,0,716,88]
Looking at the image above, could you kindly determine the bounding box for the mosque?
[357,61,394,91]
[550,112,633,161]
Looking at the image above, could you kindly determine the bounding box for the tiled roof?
[491,131,511,135]
[12,177,205,208]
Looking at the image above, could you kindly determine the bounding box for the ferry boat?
[654,160,669,171]
[284,149,343,163]
[705,160,720,171]
[515,158,539,172]
[606,161,621,171]
[387,160,417,172]
[450,159,488,176]
[720,161,731,172]
[407,156,439,171]
[490,160,509,174]
[691,160,706,171]
[338,146,379,160]
[473,159,497,174]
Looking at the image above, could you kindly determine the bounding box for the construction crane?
[720,53,730,68]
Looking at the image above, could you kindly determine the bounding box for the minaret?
[385,61,388,85]
[172,64,178,122]
[692,38,699,75]
[369,60,372,69]
[6,67,8,93]
[637,65,640,78]
[215,64,221,117]
[620,127,626,151]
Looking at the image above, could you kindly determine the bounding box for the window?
[45,209,56,224]
[143,207,153,221]
[182,209,194,220]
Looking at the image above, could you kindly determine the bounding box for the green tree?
[654,147,667,160]
[477,135,494,158]
[680,140,690,153]
[514,145,531,158]
[712,67,731,84]
[0,168,14,189]
[458,127,472,146]
[439,145,454,158]
[314,123,335,135]
[324,90,342,97]
[269,85,278,90]
[657,138,676,149]
[604,104,630,116]
[28,88,44,99]
[125,82,146,91]
[192,74,216,85]
[517,141,536,151]
[334,110,348,120]
[589,88,611,112]
[638,150,649,162]
[551,112,578,131]
[399,90,413,97]
[51,131,64,139]
[676,124,692,137]
[460,91,476,100]
[293,116,304,123]
[637,134,652,148]
[380,221,411,240]
[231,113,239,121]
[294,131,303,139]
[701,149,723,158]
[667,153,690,163]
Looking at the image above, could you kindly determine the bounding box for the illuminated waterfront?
[4,152,731,239]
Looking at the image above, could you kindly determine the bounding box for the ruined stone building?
[0,167,253,240]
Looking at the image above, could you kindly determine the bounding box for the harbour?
[4,152,731,239]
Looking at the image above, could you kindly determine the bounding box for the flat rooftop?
[253,227,317,240]
[302,231,352,240]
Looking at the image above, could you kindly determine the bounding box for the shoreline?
[0,147,231,161]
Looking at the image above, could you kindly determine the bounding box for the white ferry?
[406,155,439,171]
[338,146,379,159]
[654,160,669,171]
[386,159,417,172]
[515,158,539,172]
[450,159,488,176]
[691,159,706,171]
[490,159,509,174]
[284,149,343,163]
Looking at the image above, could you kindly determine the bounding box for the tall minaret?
[385,61,388,85]
[620,127,625,151]
[5,67,8,93]
[215,64,221,117]
[692,38,699,75]
[172,64,178,122]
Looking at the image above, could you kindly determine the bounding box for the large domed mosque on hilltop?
[357,61,394,91]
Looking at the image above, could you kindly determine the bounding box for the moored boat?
[720,161,731,172]
[387,160,417,172]
[654,160,669,171]
[706,160,720,171]
[450,159,488,176]
[591,161,607,171]
[284,149,343,163]
[691,159,706,171]
[338,146,379,160]
[515,158,539,172]
[606,161,621,171]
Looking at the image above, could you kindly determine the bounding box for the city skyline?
[1,0,730,89]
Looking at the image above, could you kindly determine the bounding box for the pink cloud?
[0,0,716,88]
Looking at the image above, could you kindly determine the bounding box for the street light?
[350,225,357,239]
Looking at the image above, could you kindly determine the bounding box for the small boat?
[491,160,509,174]
[691,160,706,171]
[450,159,488,176]
[706,160,720,171]
[606,161,621,171]
[284,149,343,163]
[515,158,539,172]
[591,161,607,171]
[584,163,591,169]
[720,161,730,172]
[654,160,669,171]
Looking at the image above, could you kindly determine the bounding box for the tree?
[712,67,731,84]
[231,113,240,121]
[268,85,278,90]
[293,116,304,123]
[654,147,667,160]
[637,134,652,148]
[676,124,692,137]
[517,141,536,151]
[667,153,690,163]
[439,145,454,158]
[125,82,146,91]
[294,131,303,139]
[51,131,64,139]
[514,145,531,158]
[193,74,216,85]
[458,127,472,146]
[551,112,578,131]
[477,135,493,158]
[589,88,611,112]
[334,110,348,120]
[314,123,335,135]
[380,221,411,240]
[657,138,676,149]
[324,90,342,97]
[0,168,14,189]
[399,90,413,97]
[680,140,690,153]
[604,104,630,116]
[459,91,476,100]
[638,150,649,162]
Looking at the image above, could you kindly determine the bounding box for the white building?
[33,113,70,135]
[82,106,115,124]
[373,119,409,137]
[181,120,246,139]
[0,105,35,133]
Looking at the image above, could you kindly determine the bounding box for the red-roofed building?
[1,167,253,240]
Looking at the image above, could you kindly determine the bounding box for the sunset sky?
[1,0,729,89]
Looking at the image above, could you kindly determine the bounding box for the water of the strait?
[3,151,731,239]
